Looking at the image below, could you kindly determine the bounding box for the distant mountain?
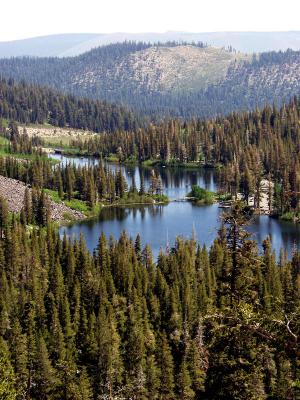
[0,34,100,58]
[1,42,300,119]
[2,31,300,58]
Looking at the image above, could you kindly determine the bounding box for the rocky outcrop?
[0,175,84,222]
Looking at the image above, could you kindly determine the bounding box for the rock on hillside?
[0,175,84,222]
[18,125,96,140]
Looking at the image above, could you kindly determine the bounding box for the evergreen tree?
[0,337,17,400]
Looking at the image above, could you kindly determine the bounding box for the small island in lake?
[187,185,215,205]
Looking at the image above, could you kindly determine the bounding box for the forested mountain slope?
[1,43,300,118]
[0,78,141,132]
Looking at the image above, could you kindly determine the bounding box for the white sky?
[1,0,300,41]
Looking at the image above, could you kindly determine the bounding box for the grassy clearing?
[44,189,62,203]
[0,136,9,146]
[64,199,91,214]
[46,188,101,217]
[42,136,75,147]
[65,199,103,218]
[115,192,169,205]
[0,150,59,164]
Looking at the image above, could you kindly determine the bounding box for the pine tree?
[178,359,195,400]
[0,196,8,238]
[32,335,60,399]
[158,333,175,399]
[0,337,17,400]
[10,320,29,398]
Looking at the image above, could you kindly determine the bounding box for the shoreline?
[51,196,170,226]
[47,149,220,170]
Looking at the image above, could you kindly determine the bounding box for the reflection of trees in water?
[278,228,300,254]
[148,204,165,217]
[131,206,147,220]
[202,169,215,189]
[150,167,217,191]
[99,206,130,222]
[105,163,219,193]
[99,204,166,223]
[249,216,300,258]
[129,204,165,219]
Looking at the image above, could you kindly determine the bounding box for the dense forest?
[2,90,300,219]
[0,78,141,132]
[68,96,300,218]
[0,43,300,118]
[0,201,299,399]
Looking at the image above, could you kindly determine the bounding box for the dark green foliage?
[0,337,17,399]
[0,204,298,399]
[0,77,141,132]
[0,73,300,397]
[188,185,214,204]
[0,196,8,237]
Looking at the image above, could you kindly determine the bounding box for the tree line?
[0,78,141,132]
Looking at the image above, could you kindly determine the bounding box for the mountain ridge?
[2,31,300,58]
[1,42,300,119]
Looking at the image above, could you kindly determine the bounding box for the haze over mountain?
[1,31,300,58]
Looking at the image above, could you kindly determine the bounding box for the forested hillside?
[72,96,300,220]
[2,43,300,118]
[0,78,141,132]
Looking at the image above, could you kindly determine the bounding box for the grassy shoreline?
[47,148,222,170]
[45,189,169,224]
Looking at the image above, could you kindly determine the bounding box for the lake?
[53,154,300,259]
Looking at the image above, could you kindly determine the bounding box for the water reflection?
[250,216,300,257]
[50,154,218,199]
[61,202,222,259]
[54,155,300,259]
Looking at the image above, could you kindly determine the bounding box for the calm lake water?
[54,154,300,259]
